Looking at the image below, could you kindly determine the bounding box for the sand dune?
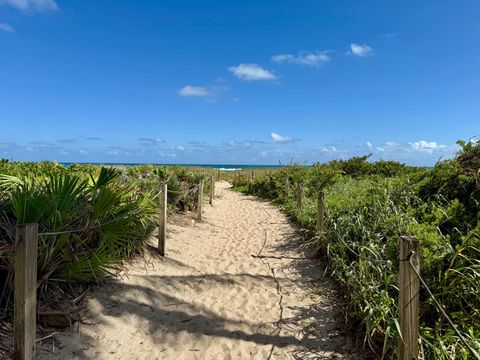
[38,181,360,359]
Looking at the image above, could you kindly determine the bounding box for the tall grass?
[235,143,480,359]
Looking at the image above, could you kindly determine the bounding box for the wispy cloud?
[179,85,210,97]
[374,140,454,159]
[349,43,373,57]
[225,140,266,148]
[28,140,63,152]
[138,137,165,146]
[85,137,103,141]
[0,22,15,32]
[379,33,395,38]
[271,51,330,67]
[228,63,276,81]
[57,138,76,144]
[319,145,339,153]
[270,132,298,144]
[1,0,59,12]
[30,140,54,146]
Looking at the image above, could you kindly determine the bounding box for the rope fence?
[11,176,215,359]
[310,186,479,360]
[9,173,479,359]
[407,257,480,360]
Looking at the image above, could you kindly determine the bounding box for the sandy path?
[38,182,359,359]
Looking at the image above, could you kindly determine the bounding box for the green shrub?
[234,140,480,359]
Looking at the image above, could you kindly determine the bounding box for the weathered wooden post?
[14,223,38,360]
[296,181,303,211]
[284,177,290,196]
[209,175,214,206]
[157,183,167,256]
[251,170,255,182]
[316,191,325,246]
[197,179,204,220]
[398,236,420,360]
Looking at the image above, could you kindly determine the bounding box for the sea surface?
[61,163,291,171]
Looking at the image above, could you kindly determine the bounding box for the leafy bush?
[235,141,480,359]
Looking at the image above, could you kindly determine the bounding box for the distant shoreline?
[60,162,292,170]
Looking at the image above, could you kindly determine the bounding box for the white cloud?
[270,132,297,144]
[271,51,330,67]
[228,63,276,81]
[179,84,229,102]
[371,140,453,159]
[0,22,15,32]
[350,43,373,57]
[410,140,447,153]
[179,85,210,97]
[320,146,338,153]
[1,0,59,11]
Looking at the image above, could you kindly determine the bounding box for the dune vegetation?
[233,140,480,359]
[0,161,209,324]
[0,142,478,359]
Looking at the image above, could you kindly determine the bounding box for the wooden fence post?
[296,182,303,211]
[157,183,167,256]
[209,175,214,206]
[284,177,290,196]
[398,236,420,360]
[197,179,204,221]
[14,223,38,360]
[316,191,325,244]
[251,170,255,182]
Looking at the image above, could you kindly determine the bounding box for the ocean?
[60,163,290,171]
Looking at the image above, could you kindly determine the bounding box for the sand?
[37,181,360,359]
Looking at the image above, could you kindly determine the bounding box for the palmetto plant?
[0,167,157,311]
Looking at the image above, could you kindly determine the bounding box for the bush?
[234,141,480,359]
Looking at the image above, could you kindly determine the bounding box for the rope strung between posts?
[331,225,391,265]
[407,256,480,360]
[38,212,145,237]
[166,184,200,195]
[151,183,201,198]
[39,183,202,236]
[244,177,478,357]
[150,188,164,201]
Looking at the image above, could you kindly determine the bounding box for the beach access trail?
[38,181,360,359]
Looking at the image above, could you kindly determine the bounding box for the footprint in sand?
[38,182,362,360]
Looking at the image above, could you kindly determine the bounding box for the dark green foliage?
[0,162,207,320]
[234,141,480,359]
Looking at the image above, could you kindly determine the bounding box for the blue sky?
[0,0,479,165]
